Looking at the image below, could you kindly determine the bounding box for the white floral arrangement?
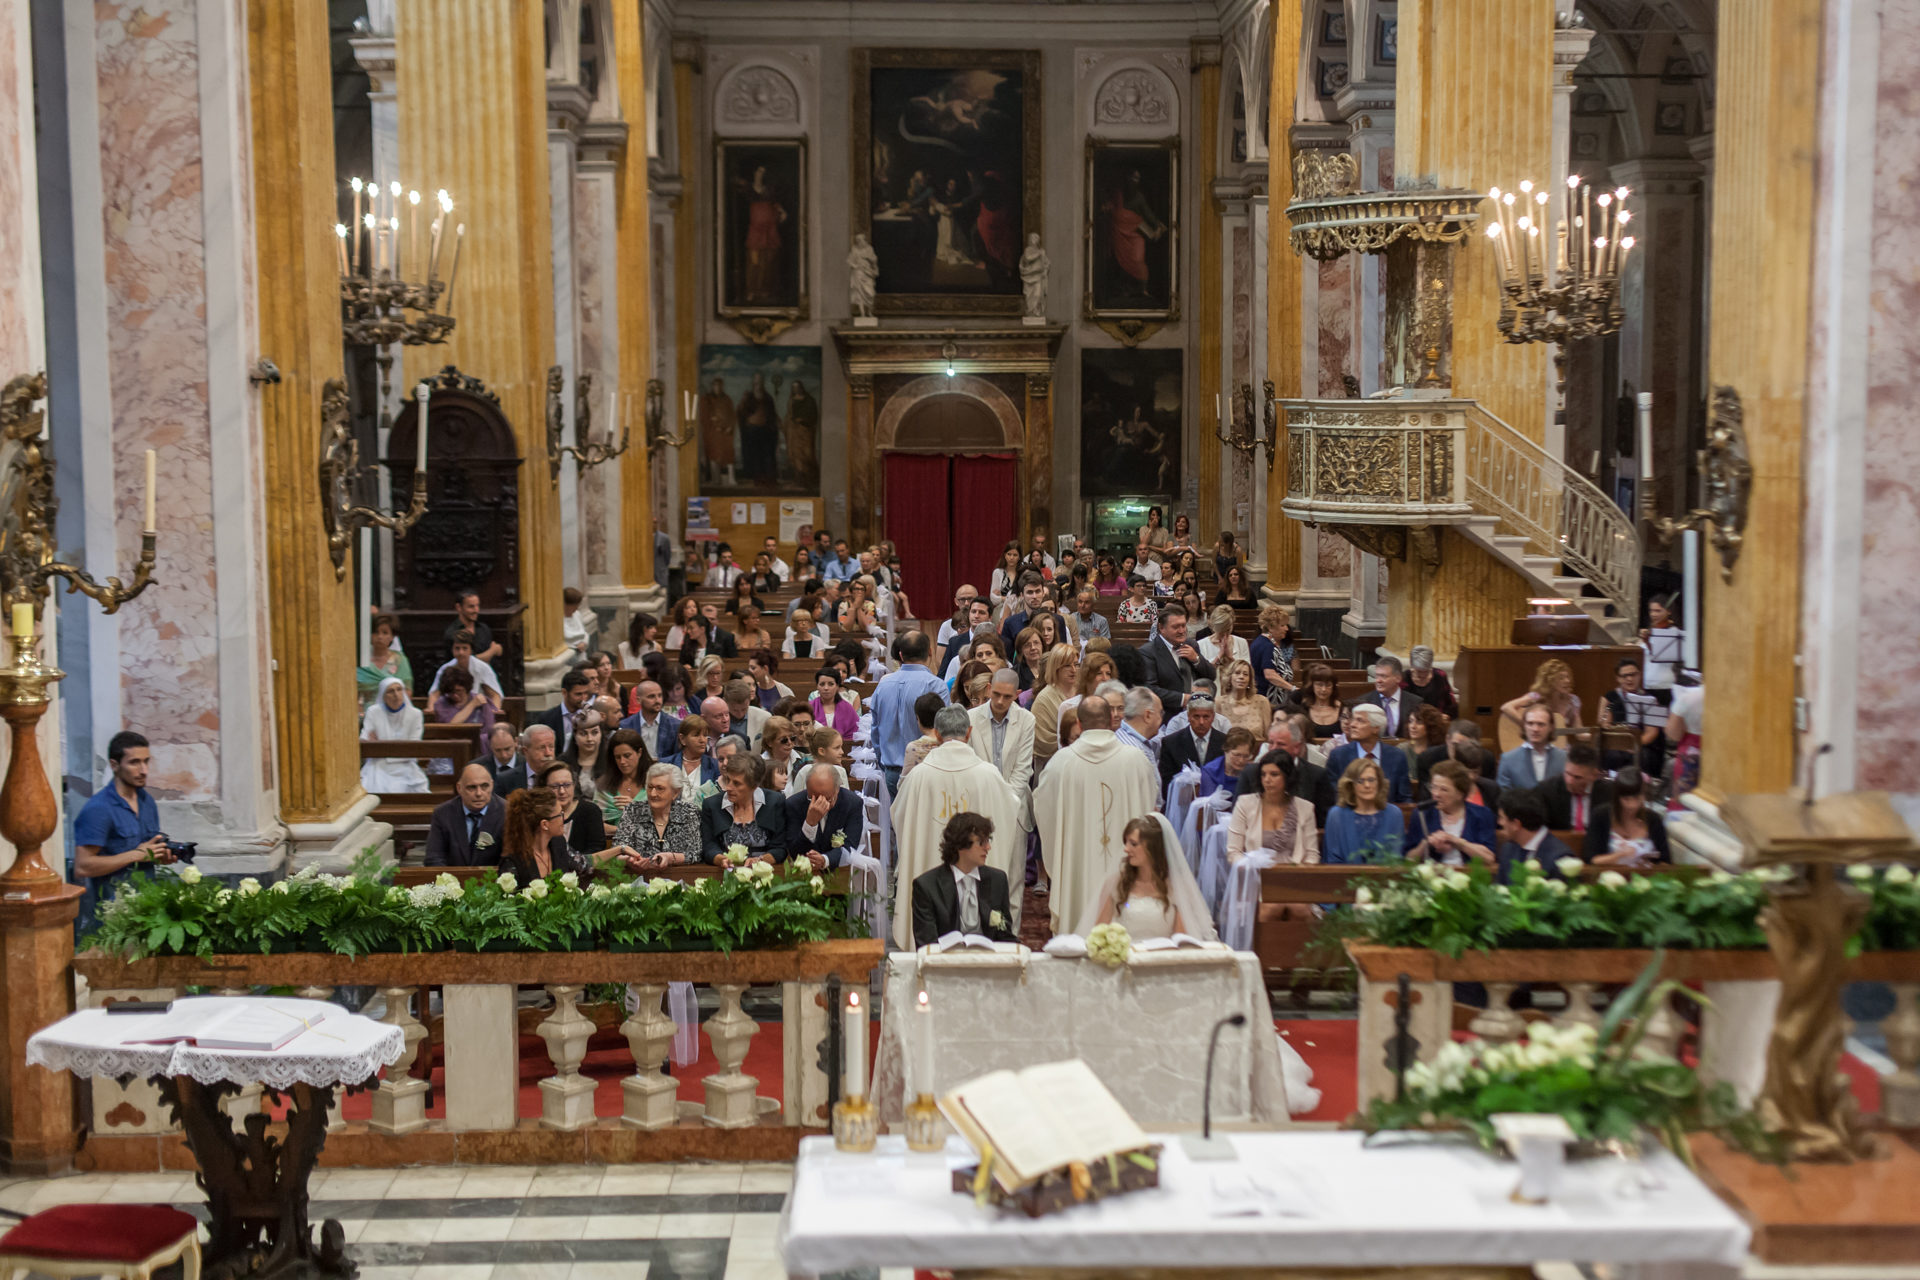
[1406,1020,1601,1098]
[1086,922,1132,969]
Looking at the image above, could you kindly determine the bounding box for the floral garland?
[1324,857,1920,958]
[85,854,860,961]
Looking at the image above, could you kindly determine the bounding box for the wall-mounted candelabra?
[0,372,160,900]
[1214,383,1277,469]
[649,385,698,456]
[336,179,462,420]
[320,378,428,581]
[545,367,634,484]
[1485,176,1634,392]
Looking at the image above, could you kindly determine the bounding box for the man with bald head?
[784,761,866,871]
[425,761,507,866]
[1034,688,1158,933]
[967,667,1036,834]
[700,696,732,742]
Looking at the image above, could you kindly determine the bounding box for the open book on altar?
[120,998,338,1052]
[938,1059,1150,1193]
[1133,933,1224,952]
[928,931,1020,954]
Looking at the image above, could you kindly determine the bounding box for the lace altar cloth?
[27,997,405,1091]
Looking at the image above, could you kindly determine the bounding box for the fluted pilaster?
[1264,0,1304,592]
[1398,0,1554,442]
[612,0,657,600]
[672,49,702,537]
[1194,44,1223,539]
[248,0,358,824]
[397,0,562,661]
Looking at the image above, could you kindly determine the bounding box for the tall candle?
[388,216,401,275]
[598,388,613,447]
[350,178,364,271]
[358,527,373,669]
[1636,391,1654,483]
[442,224,465,314]
[844,990,868,1097]
[1581,185,1593,276]
[143,449,157,533]
[912,989,935,1096]
[335,224,351,277]
[10,603,31,640]
[408,190,421,274]
[415,383,431,472]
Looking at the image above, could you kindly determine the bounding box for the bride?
[1074,813,1324,1115]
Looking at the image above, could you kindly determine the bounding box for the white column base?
[627,583,668,619]
[443,984,520,1131]
[285,793,394,875]
[524,651,576,711]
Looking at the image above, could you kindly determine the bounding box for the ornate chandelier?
[1485,176,1634,347]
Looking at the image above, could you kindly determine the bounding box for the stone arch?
[875,375,1024,452]
[1089,61,1181,139]
[713,60,805,137]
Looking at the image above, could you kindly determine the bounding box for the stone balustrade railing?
[1345,944,1919,1129]
[73,940,882,1167]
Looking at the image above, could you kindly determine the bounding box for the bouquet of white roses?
[1086,922,1131,969]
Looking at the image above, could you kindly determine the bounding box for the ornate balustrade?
[1346,944,1920,1128]
[74,940,881,1168]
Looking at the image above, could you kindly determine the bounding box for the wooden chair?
[0,1204,201,1280]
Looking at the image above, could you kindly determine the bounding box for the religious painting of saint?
[694,344,823,495]
[1079,348,1181,499]
[852,48,1042,315]
[1085,140,1179,320]
[715,139,808,331]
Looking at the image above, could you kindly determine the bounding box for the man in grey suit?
[1139,604,1216,717]
[1496,704,1566,792]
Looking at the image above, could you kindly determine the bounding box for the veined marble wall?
[0,0,37,376]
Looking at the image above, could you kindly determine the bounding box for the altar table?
[869,950,1290,1127]
[780,1130,1751,1277]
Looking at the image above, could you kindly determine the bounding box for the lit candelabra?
[649,388,698,456]
[0,372,160,901]
[1484,176,1634,352]
[335,178,462,427]
[1212,385,1270,463]
[544,367,634,483]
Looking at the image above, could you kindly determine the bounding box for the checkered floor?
[0,1163,903,1280]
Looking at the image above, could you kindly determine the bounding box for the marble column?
[1546,18,1596,465]
[396,0,567,702]
[250,0,388,866]
[89,0,281,868]
[670,44,702,543]
[550,82,587,592]
[577,123,627,625]
[1341,100,1393,646]
[1397,0,1554,442]
[1610,158,1702,522]
[1263,0,1304,597]
[1247,194,1269,580]
[348,7,399,605]
[612,0,662,616]
[1193,41,1224,537]
[1696,0,1821,799]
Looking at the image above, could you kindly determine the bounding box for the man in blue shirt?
[72,731,168,932]
[820,539,858,582]
[868,630,948,794]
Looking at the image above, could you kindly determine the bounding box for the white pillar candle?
[415,382,431,472]
[358,526,373,669]
[143,449,157,533]
[845,990,868,1097]
[913,989,935,1096]
[1636,391,1654,483]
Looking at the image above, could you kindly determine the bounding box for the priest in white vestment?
[1033,697,1160,935]
[890,705,1025,948]
[967,668,1036,832]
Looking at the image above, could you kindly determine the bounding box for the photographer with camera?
[73,731,171,931]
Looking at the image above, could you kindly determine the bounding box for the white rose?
[1707,869,1734,885]
[214,888,232,906]
[1353,886,1373,905]
[754,861,775,881]
[589,884,612,900]
[734,867,755,882]
[237,877,261,896]
[1555,856,1584,879]
[1541,878,1566,895]
[522,880,549,900]
[647,877,676,895]
[727,843,749,865]
[1631,876,1655,892]
[177,864,203,885]
[436,871,459,889]
[294,864,320,880]
[1444,871,1471,892]
[559,871,579,890]
[270,879,292,894]
[809,875,825,892]
[1597,870,1628,889]
[1847,864,1875,882]
[496,872,518,894]
[1887,864,1915,885]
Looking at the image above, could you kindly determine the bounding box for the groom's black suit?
[910,863,1018,950]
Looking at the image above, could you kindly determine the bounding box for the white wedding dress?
[1077,814,1323,1116]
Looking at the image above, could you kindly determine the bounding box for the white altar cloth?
[869,950,1290,1127]
[780,1130,1751,1274]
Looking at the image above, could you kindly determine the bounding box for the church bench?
[360,737,475,775]
[389,863,853,893]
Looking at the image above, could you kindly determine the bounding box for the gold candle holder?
[904,1092,943,1152]
[832,1093,877,1153]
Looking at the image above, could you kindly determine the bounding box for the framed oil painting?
[1079,347,1181,499]
[1085,140,1179,321]
[695,344,823,495]
[853,48,1042,315]
[715,138,807,339]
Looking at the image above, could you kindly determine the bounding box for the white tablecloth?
[781,1130,1751,1274]
[870,950,1290,1127]
[27,997,404,1091]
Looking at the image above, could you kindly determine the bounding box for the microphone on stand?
[1182,1012,1247,1162]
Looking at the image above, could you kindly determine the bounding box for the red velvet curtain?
[951,453,1018,600]
[884,454,954,617]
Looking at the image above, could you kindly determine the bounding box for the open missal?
[121,998,337,1052]
[929,932,1019,954]
[939,1059,1151,1194]
[1132,933,1219,951]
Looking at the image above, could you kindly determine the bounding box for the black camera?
[155,834,198,863]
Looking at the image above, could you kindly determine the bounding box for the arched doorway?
[880,380,1022,615]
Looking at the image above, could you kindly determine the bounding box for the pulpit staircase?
[1457,401,1639,644]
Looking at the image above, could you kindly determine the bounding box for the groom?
[910,813,1018,950]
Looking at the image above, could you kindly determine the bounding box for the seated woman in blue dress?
[1402,759,1498,869]
[1322,757,1406,864]
[1197,727,1260,798]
